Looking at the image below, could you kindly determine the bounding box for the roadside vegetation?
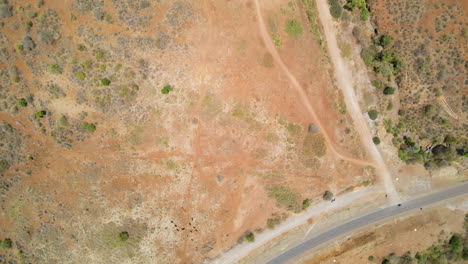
[345,0,467,170]
[377,214,468,263]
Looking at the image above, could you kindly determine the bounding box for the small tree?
[383,86,395,95]
[368,255,374,261]
[380,35,393,47]
[17,98,27,107]
[49,64,62,74]
[368,110,378,120]
[118,231,129,243]
[161,85,174,94]
[101,78,111,86]
[1,238,12,249]
[35,110,46,119]
[373,137,381,145]
[302,199,311,210]
[330,5,342,19]
[245,232,255,242]
[80,122,96,133]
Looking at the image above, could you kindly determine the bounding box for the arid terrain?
[0,0,466,263]
[0,0,380,263]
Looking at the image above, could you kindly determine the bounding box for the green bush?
[49,64,62,74]
[383,86,395,95]
[76,71,86,80]
[101,78,111,86]
[285,19,303,37]
[16,44,24,51]
[80,122,96,133]
[379,35,393,47]
[368,255,374,261]
[25,20,33,28]
[245,232,255,242]
[444,135,456,144]
[118,231,129,243]
[448,233,462,253]
[329,1,342,19]
[368,109,378,120]
[302,199,311,209]
[161,85,174,94]
[373,137,381,145]
[96,50,104,59]
[35,110,46,119]
[361,46,378,67]
[0,160,10,173]
[17,98,27,107]
[360,9,370,20]
[1,238,12,249]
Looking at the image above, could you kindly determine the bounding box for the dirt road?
[315,0,400,204]
[250,0,374,168]
[211,187,381,264]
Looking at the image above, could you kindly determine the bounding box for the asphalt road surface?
[267,182,468,264]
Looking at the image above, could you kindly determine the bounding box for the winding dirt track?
[252,0,374,168]
[314,0,400,204]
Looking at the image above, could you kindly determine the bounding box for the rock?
[308,124,320,133]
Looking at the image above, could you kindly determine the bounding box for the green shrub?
[360,9,370,20]
[16,44,24,51]
[35,110,46,119]
[101,78,111,86]
[368,109,378,120]
[373,137,381,145]
[1,238,12,249]
[302,199,311,209]
[0,160,10,173]
[285,19,303,37]
[323,190,333,200]
[379,35,393,47]
[24,20,33,28]
[368,255,374,261]
[17,98,27,107]
[245,232,255,243]
[444,135,456,144]
[329,2,342,19]
[49,64,62,74]
[76,71,86,80]
[361,46,378,67]
[80,122,96,133]
[383,86,395,95]
[96,50,104,59]
[118,231,129,243]
[161,85,174,94]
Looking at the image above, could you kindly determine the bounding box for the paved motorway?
[267,182,468,264]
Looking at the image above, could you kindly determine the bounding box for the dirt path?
[315,0,400,204]
[211,186,382,264]
[252,0,376,169]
